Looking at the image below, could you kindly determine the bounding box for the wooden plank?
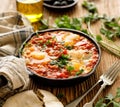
[2,0,119,106]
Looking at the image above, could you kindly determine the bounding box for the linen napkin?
[0,56,29,106]
[0,11,34,56]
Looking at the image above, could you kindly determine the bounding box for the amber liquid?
[17,0,43,23]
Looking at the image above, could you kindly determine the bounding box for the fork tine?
[105,60,120,83]
[103,62,117,76]
[104,60,120,78]
[110,63,120,81]
[108,61,119,74]
[111,69,119,82]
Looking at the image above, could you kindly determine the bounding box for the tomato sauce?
[22,31,99,79]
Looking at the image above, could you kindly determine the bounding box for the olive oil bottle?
[17,0,43,23]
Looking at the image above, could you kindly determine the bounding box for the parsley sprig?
[50,54,70,68]
[55,15,82,30]
[82,0,98,14]
[82,0,120,57]
[100,18,120,40]
[95,88,120,107]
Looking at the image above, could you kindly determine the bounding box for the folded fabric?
[0,11,34,56]
[3,89,64,107]
[0,56,29,105]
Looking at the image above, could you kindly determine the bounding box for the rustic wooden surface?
[29,0,120,106]
[2,0,120,107]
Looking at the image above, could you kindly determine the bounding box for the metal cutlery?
[65,60,120,107]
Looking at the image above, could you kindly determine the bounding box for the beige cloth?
[0,1,33,106]
[0,56,29,105]
[0,11,33,56]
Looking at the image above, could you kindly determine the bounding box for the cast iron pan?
[19,28,101,87]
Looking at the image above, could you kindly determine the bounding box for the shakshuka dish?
[21,30,99,79]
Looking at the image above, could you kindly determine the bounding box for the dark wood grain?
[28,0,120,106]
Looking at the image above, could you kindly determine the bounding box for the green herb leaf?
[95,88,120,107]
[100,28,114,40]
[115,87,120,98]
[82,0,98,14]
[112,101,120,107]
[105,94,114,100]
[50,60,57,65]
[50,54,70,68]
[55,15,82,30]
[76,69,84,75]
[67,66,74,72]
[100,18,120,39]
[57,54,70,68]
[96,35,103,42]
[71,18,82,30]
[39,19,49,30]
[59,54,70,60]
[55,15,71,28]
[84,13,100,24]
[57,93,65,99]
[65,46,73,50]
[104,18,119,29]
[81,29,90,35]
[45,40,51,45]
[95,98,106,107]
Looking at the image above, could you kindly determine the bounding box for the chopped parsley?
[50,54,70,68]
[57,93,65,99]
[45,40,51,45]
[67,66,74,72]
[82,0,98,14]
[65,46,73,50]
[54,15,82,30]
[76,69,84,75]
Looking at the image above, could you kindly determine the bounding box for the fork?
[83,60,120,107]
[65,60,120,107]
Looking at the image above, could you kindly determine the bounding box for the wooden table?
[3,0,120,106]
[28,0,120,106]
